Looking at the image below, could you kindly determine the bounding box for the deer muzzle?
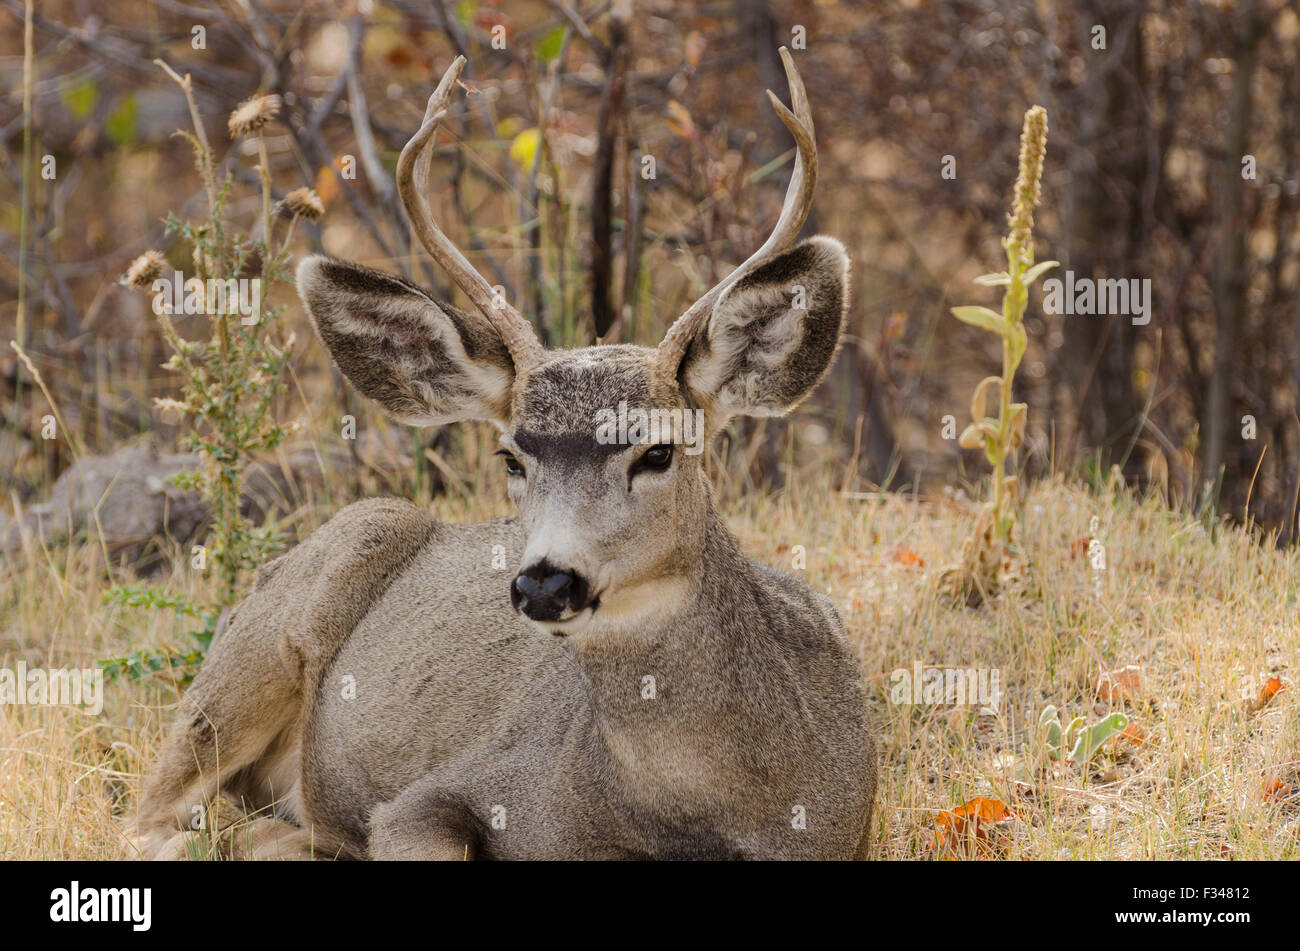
[511,559,595,625]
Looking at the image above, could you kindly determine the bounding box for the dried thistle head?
[1006,105,1048,260]
[228,94,282,139]
[122,250,168,289]
[281,186,325,222]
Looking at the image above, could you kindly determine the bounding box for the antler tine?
[656,46,819,376]
[396,56,545,370]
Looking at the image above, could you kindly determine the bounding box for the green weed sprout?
[1039,705,1130,766]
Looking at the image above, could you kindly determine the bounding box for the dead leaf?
[1095,664,1143,703]
[1259,676,1286,705]
[1263,777,1296,802]
[1117,722,1148,746]
[893,548,925,567]
[933,796,1018,858]
[1248,676,1288,714]
[666,100,696,140]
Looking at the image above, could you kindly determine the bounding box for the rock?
[1,440,361,566]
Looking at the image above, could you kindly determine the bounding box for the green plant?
[97,585,218,688]
[942,106,1055,601]
[1039,705,1130,766]
[101,62,321,685]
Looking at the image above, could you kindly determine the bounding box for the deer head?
[296,49,849,639]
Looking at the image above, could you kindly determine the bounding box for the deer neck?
[567,503,770,741]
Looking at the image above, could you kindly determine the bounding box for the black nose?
[511,560,592,622]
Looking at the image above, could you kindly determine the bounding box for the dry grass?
[734,473,1300,859]
[2,462,1297,859]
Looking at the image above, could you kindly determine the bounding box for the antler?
[397,56,545,371]
[655,46,818,377]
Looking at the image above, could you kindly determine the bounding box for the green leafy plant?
[942,105,1055,602]
[101,62,321,686]
[98,585,219,688]
[1039,705,1130,766]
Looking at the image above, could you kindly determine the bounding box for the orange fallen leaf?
[1258,676,1286,706]
[1263,777,1295,802]
[1246,676,1287,714]
[933,797,1017,858]
[1095,665,1143,703]
[1069,538,1090,559]
[1118,722,1147,746]
[893,548,925,567]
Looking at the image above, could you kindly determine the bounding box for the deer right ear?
[297,256,516,426]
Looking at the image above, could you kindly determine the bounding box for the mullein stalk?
[953,105,1054,548]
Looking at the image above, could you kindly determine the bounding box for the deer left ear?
[679,236,849,420]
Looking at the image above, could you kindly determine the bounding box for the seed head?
[123,250,168,289]
[281,187,325,222]
[1007,105,1048,259]
[228,94,282,138]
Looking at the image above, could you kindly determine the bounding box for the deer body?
[293,495,872,860]
[134,50,876,860]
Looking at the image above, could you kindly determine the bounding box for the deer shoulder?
[213,497,438,687]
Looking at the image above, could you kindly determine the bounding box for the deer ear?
[679,236,849,420]
[297,256,515,426]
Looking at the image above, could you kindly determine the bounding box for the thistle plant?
[943,106,1055,600]
[103,63,322,685]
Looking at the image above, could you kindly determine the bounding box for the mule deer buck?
[133,48,876,860]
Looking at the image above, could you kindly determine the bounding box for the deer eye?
[633,444,674,474]
[496,450,525,477]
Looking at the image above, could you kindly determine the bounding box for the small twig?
[155,58,218,218]
[344,60,411,271]
[1244,442,1268,527]
[255,131,274,325]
